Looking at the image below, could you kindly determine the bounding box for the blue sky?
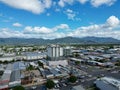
[0,0,120,39]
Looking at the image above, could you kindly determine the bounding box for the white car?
[31,86,37,89]
[88,75,92,77]
[81,80,85,82]
[56,84,60,88]
[111,71,118,73]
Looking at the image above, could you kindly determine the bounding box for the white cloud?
[78,0,88,4]
[13,22,22,27]
[58,0,117,7]
[58,0,74,7]
[58,0,65,7]
[41,32,66,39]
[0,24,68,39]
[0,28,25,38]
[0,0,52,14]
[67,15,120,39]
[43,0,52,8]
[0,0,117,16]
[0,16,120,39]
[53,24,69,31]
[90,0,116,7]
[65,9,76,20]
[68,27,120,39]
[66,9,73,13]
[64,9,81,21]
[24,26,52,34]
[58,0,88,7]
[55,8,61,12]
[106,15,120,27]
[24,24,69,34]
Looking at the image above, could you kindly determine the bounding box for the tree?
[32,47,38,51]
[3,61,9,64]
[69,75,77,83]
[13,85,25,90]
[109,45,114,49]
[0,61,2,64]
[11,59,15,63]
[115,61,120,66]
[19,48,23,52]
[96,59,107,63]
[73,53,79,57]
[26,65,35,70]
[0,71,3,76]
[38,61,44,68]
[45,79,55,89]
[0,54,3,57]
[75,61,80,65]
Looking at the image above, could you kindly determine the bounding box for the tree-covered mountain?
[0,37,120,45]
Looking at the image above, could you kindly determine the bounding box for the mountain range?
[0,37,120,45]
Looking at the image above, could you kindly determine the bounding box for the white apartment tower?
[47,45,63,60]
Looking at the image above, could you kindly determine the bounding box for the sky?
[0,0,120,39]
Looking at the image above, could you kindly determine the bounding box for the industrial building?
[63,47,72,56]
[0,64,12,90]
[94,77,120,90]
[0,62,26,90]
[23,52,46,60]
[47,45,63,60]
[72,85,85,90]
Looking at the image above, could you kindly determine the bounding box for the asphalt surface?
[25,65,120,90]
[60,65,120,90]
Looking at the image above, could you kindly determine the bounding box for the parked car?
[31,86,37,90]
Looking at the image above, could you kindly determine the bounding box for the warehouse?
[0,64,12,90]
[0,62,25,90]
[94,77,120,90]
[9,70,21,88]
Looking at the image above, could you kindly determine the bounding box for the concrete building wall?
[48,60,68,67]
[60,47,63,56]
[47,45,63,60]
[56,47,59,57]
[53,47,55,57]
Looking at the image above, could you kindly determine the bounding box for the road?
[25,64,120,90]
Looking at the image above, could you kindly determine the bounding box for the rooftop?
[95,77,120,90]
[72,85,85,90]
[101,77,120,88]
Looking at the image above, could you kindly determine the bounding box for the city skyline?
[0,0,120,39]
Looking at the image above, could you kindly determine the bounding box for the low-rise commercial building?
[94,77,120,90]
[0,62,26,90]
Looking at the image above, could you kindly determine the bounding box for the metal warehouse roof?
[0,63,22,89]
[95,77,120,90]
[13,62,26,70]
[1,64,12,80]
[44,69,53,75]
[10,70,21,82]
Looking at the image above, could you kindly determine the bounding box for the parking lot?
[74,65,120,88]
[25,64,120,90]
[60,63,120,89]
